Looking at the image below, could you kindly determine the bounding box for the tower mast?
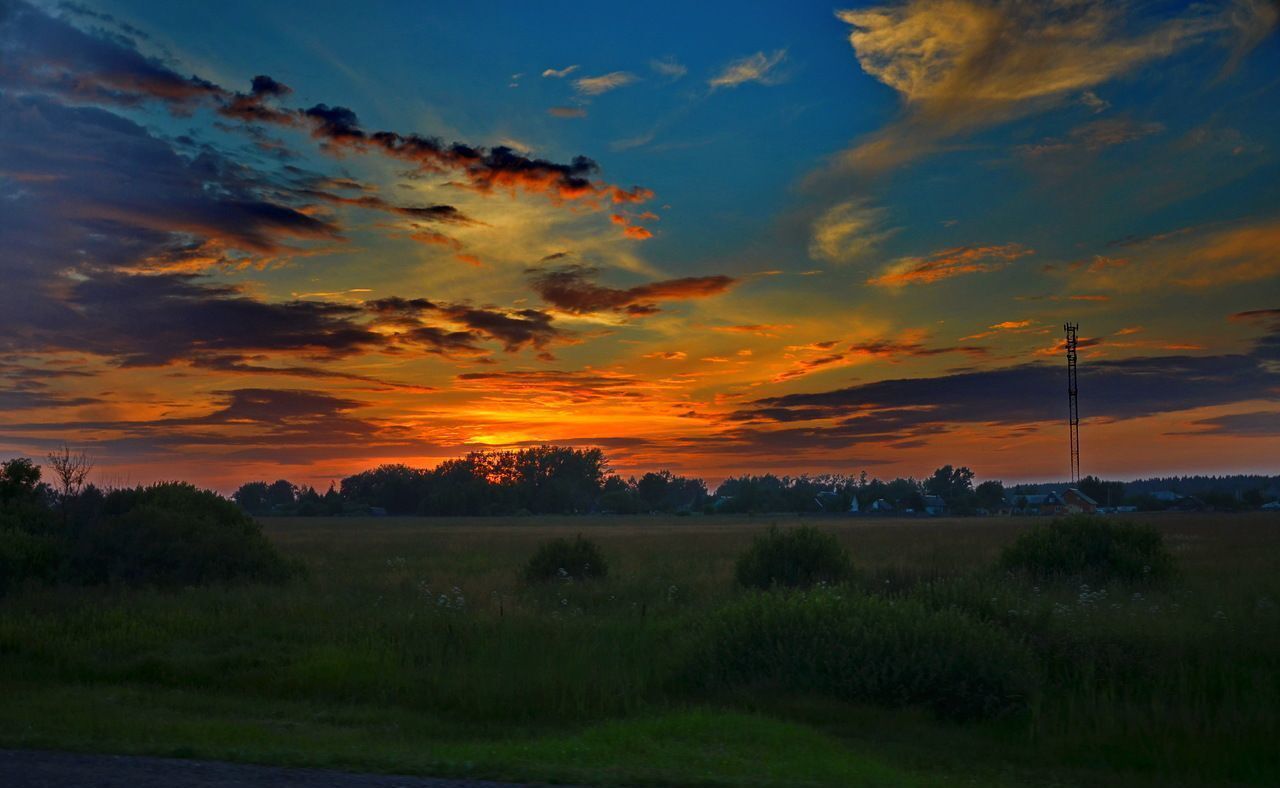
[1064,322,1080,485]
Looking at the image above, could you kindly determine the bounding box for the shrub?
[0,527,63,594]
[999,515,1173,584]
[694,589,1036,720]
[735,525,852,589]
[69,482,292,587]
[0,498,57,536]
[524,535,608,583]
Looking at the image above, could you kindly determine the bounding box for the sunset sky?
[2,0,1279,490]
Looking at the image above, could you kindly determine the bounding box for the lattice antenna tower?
[1064,322,1081,485]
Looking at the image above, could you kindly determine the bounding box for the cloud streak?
[574,71,638,95]
[528,264,737,317]
[868,244,1033,287]
[709,49,787,88]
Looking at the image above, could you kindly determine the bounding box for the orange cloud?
[712,324,793,336]
[610,211,654,239]
[868,244,1033,287]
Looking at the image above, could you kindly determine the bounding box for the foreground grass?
[2,512,1278,786]
[0,682,940,787]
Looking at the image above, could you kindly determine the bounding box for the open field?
[2,512,1278,786]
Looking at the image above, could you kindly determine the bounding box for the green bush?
[694,589,1036,720]
[524,535,608,582]
[0,527,64,594]
[69,482,292,587]
[999,515,1173,584]
[735,525,852,589]
[0,499,57,536]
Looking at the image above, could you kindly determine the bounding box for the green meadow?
[2,512,1278,786]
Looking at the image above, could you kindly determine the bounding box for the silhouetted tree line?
[1012,473,1280,512]
[235,447,613,516]
[232,449,1280,518]
[230,451,1012,516]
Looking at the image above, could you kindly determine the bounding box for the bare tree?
[47,444,93,503]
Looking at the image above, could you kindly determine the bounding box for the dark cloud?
[1,0,222,108]
[0,92,340,280]
[729,328,1280,454]
[218,75,296,124]
[301,103,364,141]
[0,388,406,465]
[2,1,653,211]
[293,103,651,204]
[1175,411,1280,438]
[0,376,99,410]
[182,388,366,426]
[250,74,290,97]
[454,370,650,404]
[365,297,561,354]
[1232,308,1280,322]
[190,355,436,392]
[300,189,476,224]
[11,274,384,365]
[528,264,736,316]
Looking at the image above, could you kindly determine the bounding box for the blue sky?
[2,0,1279,487]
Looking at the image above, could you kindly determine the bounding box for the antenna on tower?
[1064,322,1081,485]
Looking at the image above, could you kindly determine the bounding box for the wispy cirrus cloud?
[541,64,579,78]
[574,71,639,96]
[1016,118,1166,157]
[649,56,687,79]
[808,200,900,264]
[709,49,787,89]
[1065,219,1280,292]
[771,334,989,383]
[868,243,1033,287]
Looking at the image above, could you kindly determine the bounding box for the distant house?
[867,498,895,513]
[814,491,860,514]
[921,494,947,516]
[1061,488,1098,514]
[1017,492,1064,516]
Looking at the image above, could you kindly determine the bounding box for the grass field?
[2,512,1278,786]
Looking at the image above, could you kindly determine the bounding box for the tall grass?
[693,588,1035,720]
[1,512,1277,784]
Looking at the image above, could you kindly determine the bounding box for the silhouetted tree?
[0,457,43,504]
[232,481,270,515]
[265,479,297,511]
[926,466,976,513]
[636,470,708,512]
[975,480,1006,512]
[341,464,430,514]
[47,445,92,503]
[1078,475,1125,507]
